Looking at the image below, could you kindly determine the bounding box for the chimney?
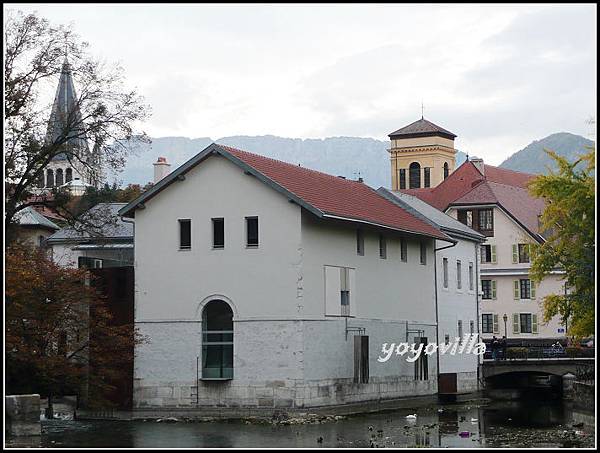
[470,157,485,176]
[153,156,171,183]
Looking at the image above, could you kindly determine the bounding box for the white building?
[378,189,485,396]
[119,143,457,409]
[47,203,133,269]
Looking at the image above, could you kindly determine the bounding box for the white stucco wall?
[132,154,441,408]
[435,237,479,379]
[446,206,566,340]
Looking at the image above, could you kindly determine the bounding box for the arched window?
[46,169,55,187]
[202,300,233,379]
[65,168,73,182]
[444,162,449,180]
[409,162,421,189]
[56,168,64,186]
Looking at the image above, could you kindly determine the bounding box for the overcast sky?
[6,3,597,164]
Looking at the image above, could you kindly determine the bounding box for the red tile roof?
[401,160,545,240]
[219,146,451,241]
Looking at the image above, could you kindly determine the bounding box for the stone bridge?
[480,358,594,380]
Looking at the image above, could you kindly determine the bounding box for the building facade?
[120,143,454,409]
[378,188,484,395]
[392,125,567,343]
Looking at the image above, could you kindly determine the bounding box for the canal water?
[7,399,595,448]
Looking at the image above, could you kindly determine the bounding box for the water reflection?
[6,399,594,448]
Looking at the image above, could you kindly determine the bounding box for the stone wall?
[572,381,595,411]
[134,318,439,409]
[5,394,41,436]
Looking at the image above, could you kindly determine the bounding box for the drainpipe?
[434,239,457,395]
[474,241,482,391]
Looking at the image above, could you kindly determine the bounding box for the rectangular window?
[478,209,494,234]
[246,216,259,247]
[470,320,475,335]
[468,262,474,290]
[520,279,531,299]
[399,169,406,190]
[379,234,387,259]
[458,320,463,344]
[212,218,224,249]
[444,334,450,345]
[457,209,473,228]
[482,314,494,333]
[179,219,191,250]
[420,241,427,265]
[518,243,531,263]
[481,244,492,263]
[400,238,407,262]
[520,313,532,333]
[340,267,351,316]
[481,279,492,299]
[456,260,462,289]
[424,167,431,188]
[442,258,449,288]
[356,229,364,256]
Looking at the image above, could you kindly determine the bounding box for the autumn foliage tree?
[5,243,142,412]
[528,147,595,339]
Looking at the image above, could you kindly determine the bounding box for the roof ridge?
[219,145,366,186]
[484,163,536,177]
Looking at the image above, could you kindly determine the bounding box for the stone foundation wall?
[134,318,440,408]
[5,394,41,436]
[456,371,479,394]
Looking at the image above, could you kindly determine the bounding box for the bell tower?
[389,117,457,191]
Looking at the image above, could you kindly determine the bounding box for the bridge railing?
[483,346,595,361]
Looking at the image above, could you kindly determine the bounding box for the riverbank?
[5,399,595,448]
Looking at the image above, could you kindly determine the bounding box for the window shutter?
[530,281,536,299]
[493,314,499,334]
[513,313,520,334]
[324,266,341,316]
[492,280,497,299]
[532,314,538,334]
[512,244,518,263]
[491,245,497,263]
[349,268,357,317]
[513,280,520,300]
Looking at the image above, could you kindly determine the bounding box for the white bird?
[405,414,417,420]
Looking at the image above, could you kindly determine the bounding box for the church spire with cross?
[39,56,102,194]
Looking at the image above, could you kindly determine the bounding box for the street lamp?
[503,314,508,337]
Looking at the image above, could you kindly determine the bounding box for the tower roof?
[46,58,89,161]
[388,117,457,140]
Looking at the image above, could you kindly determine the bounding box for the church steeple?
[46,58,89,160]
[388,117,457,191]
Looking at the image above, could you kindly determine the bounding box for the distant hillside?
[500,132,594,174]
[117,135,468,189]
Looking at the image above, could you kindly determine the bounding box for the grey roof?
[388,117,457,140]
[377,188,485,242]
[14,206,60,231]
[46,59,89,161]
[47,203,133,243]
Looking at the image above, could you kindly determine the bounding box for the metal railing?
[483,346,595,361]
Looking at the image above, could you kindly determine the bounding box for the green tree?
[528,146,595,338]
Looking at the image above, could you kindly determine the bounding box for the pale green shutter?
[491,245,497,263]
[532,314,538,334]
[513,280,520,300]
[513,313,520,334]
[493,314,499,334]
[492,280,497,299]
[530,280,536,299]
[512,244,518,263]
